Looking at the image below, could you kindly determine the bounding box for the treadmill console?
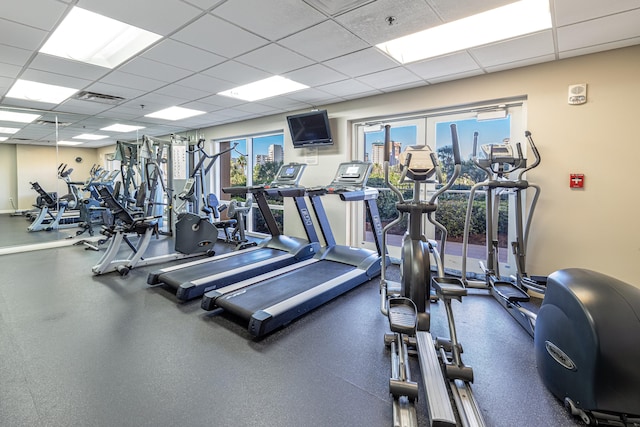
[326,161,372,192]
[267,163,307,188]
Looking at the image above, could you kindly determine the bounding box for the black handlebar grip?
[450,124,461,165]
[384,125,391,163]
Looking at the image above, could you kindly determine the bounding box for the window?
[353,101,526,274]
[215,132,285,235]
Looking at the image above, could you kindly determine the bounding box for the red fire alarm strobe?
[570,174,585,188]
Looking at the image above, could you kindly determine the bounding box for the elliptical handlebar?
[428,124,462,203]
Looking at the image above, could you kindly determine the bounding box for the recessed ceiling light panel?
[101,124,145,132]
[0,137,9,142]
[0,127,21,134]
[0,111,41,123]
[40,6,162,69]
[145,106,206,121]
[6,79,79,104]
[72,133,109,140]
[218,76,309,102]
[376,0,552,64]
[57,140,84,146]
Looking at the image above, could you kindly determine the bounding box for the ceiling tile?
[201,61,271,85]
[554,0,640,26]
[235,44,315,75]
[484,54,556,73]
[316,78,379,97]
[0,18,48,51]
[427,69,484,85]
[324,48,399,77]
[76,0,203,35]
[356,67,422,89]
[173,73,233,93]
[54,99,114,115]
[141,39,226,73]
[336,0,441,45]
[154,84,210,102]
[406,52,481,81]
[118,57,194,83]
[1,0,68,31]
[279,20,369,62]
[212,0,326,40]
[100,71,168,92]
[0,44,32,68]
[283,64,349,87]
[183,0,226,10]
[0,62,23,80]
[20,68,92,90]
[172,14,269,58]
[83,82,147,101]
[471,31,555,68]
[286,88,345,105]
[557,8,640,52]
[426,0,514,22]
[559,37,640,59]
[29,54,110,81]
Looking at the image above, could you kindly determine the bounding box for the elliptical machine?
[380,124,485,427]
[460,131,542,337]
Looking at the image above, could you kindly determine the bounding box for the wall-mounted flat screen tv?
[287,109,333,148]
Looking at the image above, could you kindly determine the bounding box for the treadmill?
[147,163,320,301]
[201,161,385,337]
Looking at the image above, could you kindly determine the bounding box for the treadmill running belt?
[216,260,354,318]
[160,247,283,289]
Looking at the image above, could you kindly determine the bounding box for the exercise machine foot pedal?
[388,297,417,335]
[492,280,530,303]
[432,277,467,300]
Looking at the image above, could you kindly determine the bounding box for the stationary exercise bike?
[380,124,485,427]
[461,130,543,337]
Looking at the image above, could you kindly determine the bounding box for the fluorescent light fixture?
[72,133,109,140]
[0,111,41,123]
[57,140,83,146]
[376,0,552,64]
[145,106,206,121]
[0,137,8,142]
[6,79,79,104]
[40,6,161,69]
[218,76,309,102]
[0,127,20,134]
[101,124,145,132]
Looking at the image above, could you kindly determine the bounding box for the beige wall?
[11,145,100,209]
[2,45,638,285]
[194,45,640,285]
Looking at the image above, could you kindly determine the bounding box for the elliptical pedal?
[388,297,418,335]
[491,279,530,303]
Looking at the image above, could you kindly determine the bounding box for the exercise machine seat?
[535,268,640,418]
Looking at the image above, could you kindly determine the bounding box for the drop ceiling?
[1,0,639,148]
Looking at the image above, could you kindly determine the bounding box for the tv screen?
[287,110,333,148]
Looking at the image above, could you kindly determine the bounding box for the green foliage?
[253,161,283,185]
[368,148,507,240]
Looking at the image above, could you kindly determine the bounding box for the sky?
[231,134,284,159]
[365,117,511,161]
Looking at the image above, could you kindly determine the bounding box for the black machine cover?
[535,268,640,417]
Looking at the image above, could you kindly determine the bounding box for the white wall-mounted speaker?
[568,83,587,105]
